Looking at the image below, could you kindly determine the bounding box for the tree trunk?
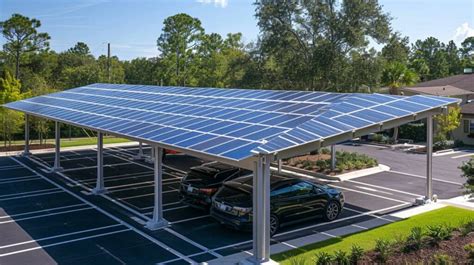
[15,50,20,79]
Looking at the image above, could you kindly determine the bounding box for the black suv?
[179,162,251,209]
[210,175,344,236]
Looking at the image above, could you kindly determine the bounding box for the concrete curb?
[439,195,474,211]
[278,164,390,181]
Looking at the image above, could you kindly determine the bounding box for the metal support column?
[50,121,63,172]
[146,146,168,230]
[331,145,336,171]
[133,142,144,160]
[247,155,277,265]
[21,114,31,156]
[145,144,155,164]
[277,159,282,174]
[426,115,433,202]
[92,132,106,195]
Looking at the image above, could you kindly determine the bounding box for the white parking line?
[351,224,368,230]
[0,176,42,185]
[451,153,474,159]
[11,156,194,263]
[0,207,93,224]
[118,189,178,201]
[168,215,210,224]
[390,170,463,185]
[0,203,86,219]
[0,224,123,249]
[346,179,423,197]
[61,162,132,172]
[0,187,60,198]
[354,185,393,195]
[0,229,131,257]
[328,184,409,204]
[164,227,223,258]
[0,175,37,182]
[0,190,64,201]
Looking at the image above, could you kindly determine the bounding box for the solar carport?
[4,83,459,264]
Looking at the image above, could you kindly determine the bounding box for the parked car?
[179,162,251,209]
[210,175,344,236]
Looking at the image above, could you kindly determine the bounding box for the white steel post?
[331,145,336,171]
[277,159,282,174]
[146,146,168,230]
[249,155,275,264]
[21,114,31,156]
[92,132,106,194]
[133,142,144,160]
[426,115,433,201]
[50,121,63,172]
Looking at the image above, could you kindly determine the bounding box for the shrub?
[431,254,453,265]
[315,252,333,265]
[404,226,424,252]
[399,123,426,142]
[426,224,452,246]
[460,159,474,197]
[320,148,330,155]
[333,250,349,265]
[464,243,474,262]
[288,256,307,265]
[349,244,364,265]
[374,239,392,263]
[316,160,328,171]
[459,219,474,236]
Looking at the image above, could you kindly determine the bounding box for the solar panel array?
[4,83,458,161]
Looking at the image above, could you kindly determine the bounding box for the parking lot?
[0,144,465,264]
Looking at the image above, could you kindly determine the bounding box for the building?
[402,68,474,144]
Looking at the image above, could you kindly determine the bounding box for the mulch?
[361,232,474,264]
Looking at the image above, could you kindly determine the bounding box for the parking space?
[0,156,188,265]
[2,143,464,263]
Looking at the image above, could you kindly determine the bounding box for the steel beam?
[21,114,31,157]
[50,121,63,172]
[426,115,433,201]
[133,142,144,160]
[330,145,336,171]
[246,155,277,265]
[145,146,168,230]
[92,132,106,195]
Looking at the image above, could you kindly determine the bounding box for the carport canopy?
[3,83,460,264]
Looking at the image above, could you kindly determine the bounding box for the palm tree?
[382,62,419,142]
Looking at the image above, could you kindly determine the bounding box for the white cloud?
[453,22,474,43]
[196,0,228,8]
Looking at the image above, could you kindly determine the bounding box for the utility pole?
[107,43,111,83]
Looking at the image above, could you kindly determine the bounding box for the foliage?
[434,106,461,141]
[333,250,349,265]
[0,70,27,147]
[349,244,364,265]
[458,219,474,236]
[335,151,378,172]
[374,239,392,263]
[0,13,50,79]
[431,254,453,265]
[399,123,426,142]
[459,159,474,197]
[315,252,333,265]
[382,61,418,95]
[273,207,474,264]
[404,226,424,252]
[464,243,474,262]
[426,224,452,246]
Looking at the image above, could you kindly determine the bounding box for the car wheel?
[324,201,340,221]
[270,214,279,237]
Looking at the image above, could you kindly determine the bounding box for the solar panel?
[4,84,459,161]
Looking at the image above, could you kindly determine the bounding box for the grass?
[4,136,130,148]
[272,206,474,264]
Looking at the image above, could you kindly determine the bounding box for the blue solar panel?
[4,84,459,161]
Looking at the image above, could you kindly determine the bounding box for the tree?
[382,61,418,142]
[67,42,91,56]
[434,106,461,141]
[411,37,450,80]
[0,70,27,147]
[381,33,410,63]
[157,13,204,86]
[460,159,474,197]
[255,0,391,91]
[124,57,160,85]
[0,14,50,79]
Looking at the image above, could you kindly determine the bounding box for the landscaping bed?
[283,149,378,176]
[273,206,474,265]
[0,143,54,152]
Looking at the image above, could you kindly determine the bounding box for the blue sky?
[1,0,473,60]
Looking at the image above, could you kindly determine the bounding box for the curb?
[278,164,390,181]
